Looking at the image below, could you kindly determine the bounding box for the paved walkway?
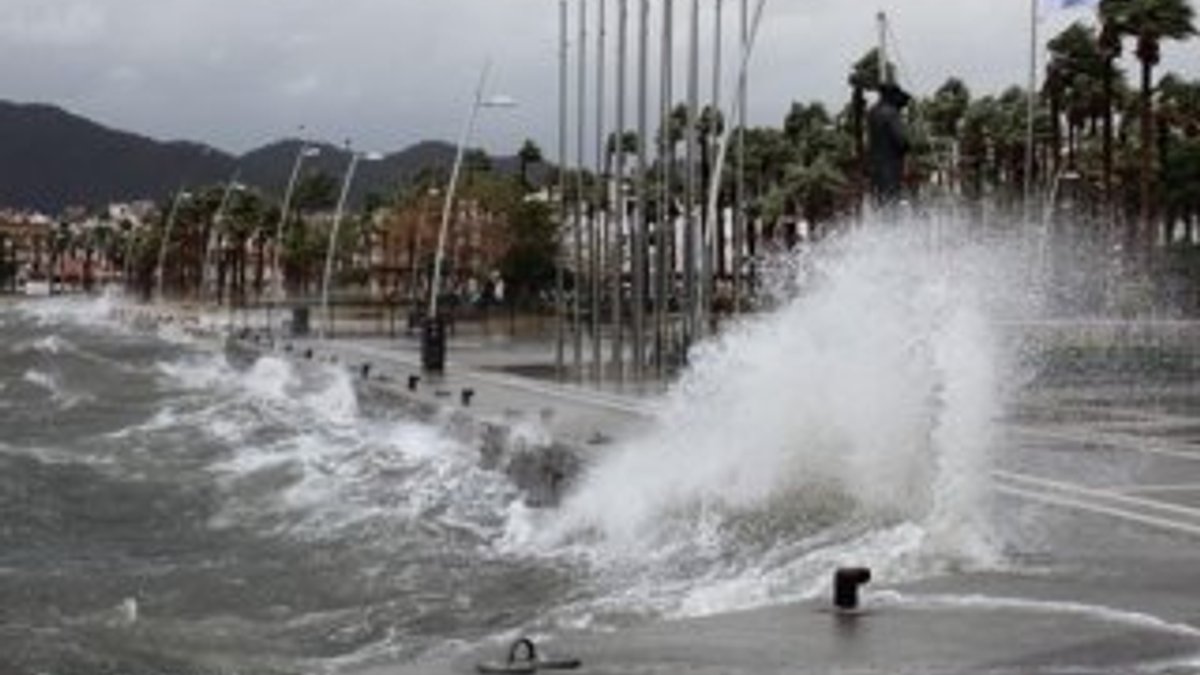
[134,305,1200,674]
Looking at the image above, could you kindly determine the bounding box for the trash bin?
[421,315,446,373]
[291,306,310,337]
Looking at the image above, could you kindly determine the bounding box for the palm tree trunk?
[1139,54,1155,257]
[852,85,865,207]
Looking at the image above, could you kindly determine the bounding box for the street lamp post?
[321,148,383,340]
[155,188,191,303]
[204,172,244,304]
[422,63,516,372]
[268,144,321,335]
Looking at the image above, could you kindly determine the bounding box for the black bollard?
[476,637,581,674]
[304,348,314,360]
[421,315,447,373]
[360,363,372,380]
[833,568,872,611]
[407,375,421,392]
[461,389,475,407]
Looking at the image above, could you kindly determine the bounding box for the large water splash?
[529,219,1035,618]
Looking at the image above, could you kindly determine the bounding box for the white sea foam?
[22,367,91,408]
[520,219,1035,621]
[15,293,123,331]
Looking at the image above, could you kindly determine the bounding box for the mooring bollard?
[462,389,475,407]
[833,567,872,611]
[476,637,581,674]
[407,375,420,392]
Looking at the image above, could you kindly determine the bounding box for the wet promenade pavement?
[251,329,1200,675]
[123,304,1200,674]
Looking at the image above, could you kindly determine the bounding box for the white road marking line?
[1008,425,1200,463]
[995,470,1200,524]
[996,482,1200,538]
[1109,484,1200,495]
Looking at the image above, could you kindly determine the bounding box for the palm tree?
[1157,73,1200,244]
[1047,23,1107,175]
[1100,0,1196,253]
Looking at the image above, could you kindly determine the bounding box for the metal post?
[321,149,361,340]
[430,64,492,321]
[271,144,317,333]
[656,0,674,376]
[557,0,569,379]
[633,0,649,380]
[594,0,607,381]
[734,0,747,315]
[612,0,628,377]
[205,171,241,304]
[154,187,188,303]
[1024,0,1037,210]
[684,0,700,351]
[575,0,588,378]
[704,0,768,305]
[703,0,724,335]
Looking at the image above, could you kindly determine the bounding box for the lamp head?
[481,95,518,109]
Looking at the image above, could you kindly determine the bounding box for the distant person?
[867,82,912,206]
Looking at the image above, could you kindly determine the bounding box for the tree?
[1048,24,1107,174]
[765,156,849,244]
[517,139,544,189]
[1100,0,1196,253]
[928,78,972,139]
[500,200,559,303]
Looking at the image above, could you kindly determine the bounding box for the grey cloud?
[0,0,1194,159]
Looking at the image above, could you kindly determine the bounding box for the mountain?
[0,100,526,213]
[235,139,462,206]
[0,101,234,212]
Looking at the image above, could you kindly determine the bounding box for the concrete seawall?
[222,332,651,508]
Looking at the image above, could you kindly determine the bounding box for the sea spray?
[522,220,1033,619]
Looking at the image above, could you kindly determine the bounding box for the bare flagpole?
[684,0,700,353]
[733,0,747,315]
[574,0,588,378]
[612,0,628,377]
[593,0,607,381]
[633,0,650,380]
[556,0,568,379]
[704,0,768,300]
[656,0,674,377]
[702,0,724,336]
[1024,0,1038,210]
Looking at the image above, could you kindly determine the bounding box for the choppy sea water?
[1,225,1041,674]
[1,298,586,674]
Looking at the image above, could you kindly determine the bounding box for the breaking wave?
[512,218,1033,622]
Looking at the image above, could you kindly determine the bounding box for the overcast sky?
[0,0,1195,159]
